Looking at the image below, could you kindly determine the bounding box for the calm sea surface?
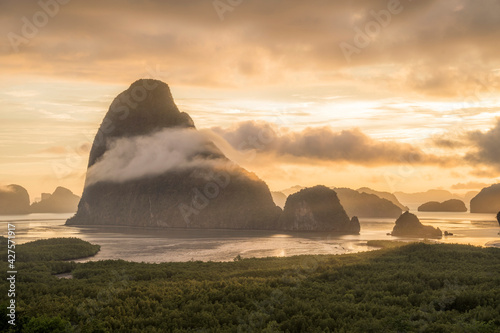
[1,212,499,263]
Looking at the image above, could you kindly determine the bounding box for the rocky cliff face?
[278,185,359,233]
[67,79,281,229]
[470,184,500,213]
[0,184,30,215]
[31,187,80,213]
[417,199,467,212]
[391,211,442,238]
[334,188,402,218]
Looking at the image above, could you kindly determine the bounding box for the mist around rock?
[68,79,283,230]
[86,128,227,186]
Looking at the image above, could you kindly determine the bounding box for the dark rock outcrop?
[470,184,500,213]
[391,211,442,238]
[334,188,402,218]
[357,187,408,211]
[417,199,467,212]
[348,216,361,234]
[31,187,80,213]
[278,185,359,233]
[271,191,287,208]
[67,79,281,229]
[0,184,30,215]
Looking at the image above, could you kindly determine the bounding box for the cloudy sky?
[1,0,500,200]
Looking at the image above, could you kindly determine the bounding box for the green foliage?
[1,240,499,332]
[16,238,100,261]
[23,315,73,333]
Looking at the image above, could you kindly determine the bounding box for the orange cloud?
[1,0,499,97]
[212,121,455,166]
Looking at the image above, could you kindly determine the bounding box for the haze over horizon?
[1,0,500,199]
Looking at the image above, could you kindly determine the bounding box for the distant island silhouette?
[274,186,404,218]
[31,187,80,213]
[418,199,467,212]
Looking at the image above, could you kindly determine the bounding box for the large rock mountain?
[0,184,30,215]
[470,184,500,214]
[31,187,80,213]
[278,186,360,233]
[67,79,281,229]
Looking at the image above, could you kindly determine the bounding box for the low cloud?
[431,118,500,174]
[212,121,452,166]
[86,128,225,186]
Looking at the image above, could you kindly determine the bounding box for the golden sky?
[1,0,500,200]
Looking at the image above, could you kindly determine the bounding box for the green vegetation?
[3,237,100,262]
[1,239,499,332]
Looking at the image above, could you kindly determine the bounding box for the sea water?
[1,212,498,263]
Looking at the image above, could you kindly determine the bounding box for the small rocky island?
[417,199,467,212]
[390,211,442,238]
[279,185,360,233]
